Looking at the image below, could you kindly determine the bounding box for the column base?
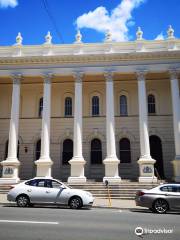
[0,178,20,184]
[103,157,120,182]
[138,176,157,183]
[103,176,121,183]
[68,157,86,183]
[68,176,87,183]
[138,157,157,183]
[172,158,180,182]
[35,158,53,177]
[0,158,20,183]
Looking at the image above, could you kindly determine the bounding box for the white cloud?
[76,0,146,42]
[0,0,18,8]
[155,32,165,40]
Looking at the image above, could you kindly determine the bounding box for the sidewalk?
[93,198,142,209]
[0,193,145,210]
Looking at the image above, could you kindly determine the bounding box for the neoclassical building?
[0,27,180,184]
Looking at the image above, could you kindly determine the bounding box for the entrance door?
[149,135,164,179]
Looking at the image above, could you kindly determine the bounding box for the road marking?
[0,220,59,225]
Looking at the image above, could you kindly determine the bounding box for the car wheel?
[149,207,156,213]
[16,195,30,207]
[69,197,82,209]
[153,199,169,214]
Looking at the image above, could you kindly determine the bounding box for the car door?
[43,179,69,204]
[169,186,180,209]
[160,185,180,209]
[25,179,48,203]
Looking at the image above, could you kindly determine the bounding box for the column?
[68,72,86,183]
[170,70,180,182]
[103,72,121,183]
[35,74,53,177]
[0,74,21,184]
[137,71,157,182]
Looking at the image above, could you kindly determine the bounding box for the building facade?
[0,29,180,184]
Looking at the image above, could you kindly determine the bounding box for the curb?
[0,202,144,211]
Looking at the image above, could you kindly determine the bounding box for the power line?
[42,0,64,43]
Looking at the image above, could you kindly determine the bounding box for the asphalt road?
[0,205,179,240]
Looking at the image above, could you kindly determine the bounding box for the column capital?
[104,71,114,82]
[73,72,84,83]
[169,69,178,80]
[42,73,53,84]
[11,74,22,85]
[136,71,147,81]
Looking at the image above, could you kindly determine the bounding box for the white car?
[7,177,94,209]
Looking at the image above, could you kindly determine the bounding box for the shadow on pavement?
[131,208,180,215]
[1,203,92,210]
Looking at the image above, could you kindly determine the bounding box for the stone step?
[93,196,135,199]
[0,181,161,199]
[68,182,159,186]
[70,185,155,189]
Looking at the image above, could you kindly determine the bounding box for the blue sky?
[0,0,179,46]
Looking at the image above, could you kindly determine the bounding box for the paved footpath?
[0,193,144,209]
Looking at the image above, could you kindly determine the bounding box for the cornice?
[0,50,180,66]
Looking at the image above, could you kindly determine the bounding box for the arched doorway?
[35,139,41,160]
[150,135,164,179]
[91,138,102,164]
[62,139,73,165]
[90,138,103,180]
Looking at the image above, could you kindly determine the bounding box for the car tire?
[69,197,82,209]
[149,207,156,213]
[16,195,30,207]
[153,199,169,214]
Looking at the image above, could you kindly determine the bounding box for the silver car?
[7,177,94,209]
[135,183,180,213]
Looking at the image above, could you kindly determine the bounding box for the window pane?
[120,95,127,116]
[46,180,52,188]
[65,97,72,116]
[148,94,156,114]
[37,180,45,187]
[92,96,99,116]
[51,180,62,189]
[25,180,37,186]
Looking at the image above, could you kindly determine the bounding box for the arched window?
[148,94,156,114]
[91,138,102,164]
[4,140,20,159]
[38,97,43,118]
[92,96,99,116]
[35,139,41,160]
[65,97,72,116]
[120,95,128,116]
[62,139,73,165]
[119,138,131,163]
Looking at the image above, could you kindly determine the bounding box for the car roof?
[25,177,62,182]
[154,183,180,189]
